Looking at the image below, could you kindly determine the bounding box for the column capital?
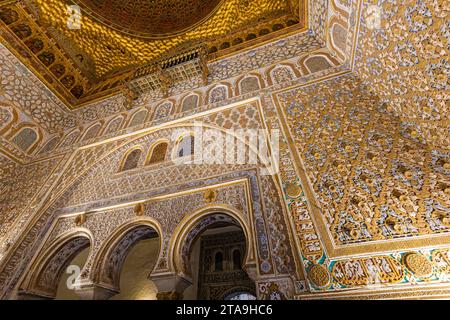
[150,273,192,300]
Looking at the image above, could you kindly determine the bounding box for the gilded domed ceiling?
[72,0,224,38]
[0,0,306,107]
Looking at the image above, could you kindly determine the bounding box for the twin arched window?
[120,142,170,172]
[119,134,194,172]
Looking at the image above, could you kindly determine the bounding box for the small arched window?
[11,127,38,152]
[232,249,242,270]
[154,102,172,120]
[60,130,80,148]
[177,135,194,158]
[147,142,168,165]
[120,149,142,171]
[214,251,223,272]
[181,95,199,112]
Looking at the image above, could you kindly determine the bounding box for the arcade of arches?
[0,0,449,300]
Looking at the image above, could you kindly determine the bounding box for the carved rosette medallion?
[404,253,433,278]
[204,189,218,203]
[308,264,330,288]
[285,183,302,199]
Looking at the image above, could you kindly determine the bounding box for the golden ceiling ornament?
[308,263,331,288]
[1,1,305,107]
[134,203,145,216]
[31,0,293,77]
[404,252,433,278]
[74,213,87,226]
[285,183,302,198]
[204,189,218,203]
[72,0,224,38]
[343,222,360,240]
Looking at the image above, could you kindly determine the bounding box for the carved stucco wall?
[278,74,449,246]
[271,74,450,296]
[2,76,449,299]
[0,154,65,250]
[355,0,449,150]
[11,73,449,299]
[18,176,296,299]
[2,100,300,299]
[0,0,449,300]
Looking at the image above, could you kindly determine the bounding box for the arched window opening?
[214,251,223,272]
[177,135,194,158]
[103,225,160,300]
[209,86,228,104]
[305,56,332,73]
[104,117,124,135]
[232,249,241,270]
[120,149,142,171]
[148,142,168,165]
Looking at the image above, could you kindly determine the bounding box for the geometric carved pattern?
[72,0,222,37]
[279,75,450,246]
[355,0,449,150]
